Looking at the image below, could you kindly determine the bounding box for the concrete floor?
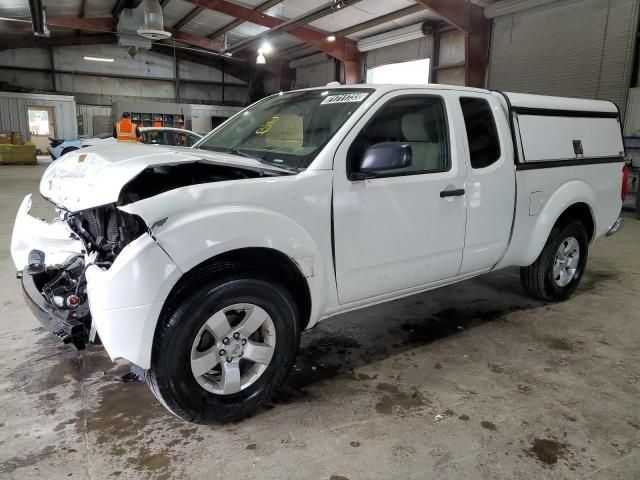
[1,165,639,480]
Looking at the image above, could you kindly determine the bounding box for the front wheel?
[520,220,589,301]
[147,275,300,423]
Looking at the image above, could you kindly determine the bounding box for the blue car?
[47,133,113,160]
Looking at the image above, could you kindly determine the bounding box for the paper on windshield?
[321,93,369,105]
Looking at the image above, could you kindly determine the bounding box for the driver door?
[332,91,467,305]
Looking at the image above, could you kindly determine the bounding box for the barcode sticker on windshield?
[321,93,368,105]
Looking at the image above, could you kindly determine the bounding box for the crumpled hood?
[40,142,288,212]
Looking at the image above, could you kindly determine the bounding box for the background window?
[460,97,501,169]
[366,58,430,85]
[348,96,449,176]
[28,108,50,136]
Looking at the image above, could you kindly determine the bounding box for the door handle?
[440,188,465,198]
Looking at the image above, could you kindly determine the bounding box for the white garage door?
[487,0,640,116]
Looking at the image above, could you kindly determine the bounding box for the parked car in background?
[47,128,201,159]
[47,133,111,159]
[138,127,202,147]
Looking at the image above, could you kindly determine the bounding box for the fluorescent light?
[224,52,232,57]
[84,56,114,63]
[327,35,336,42]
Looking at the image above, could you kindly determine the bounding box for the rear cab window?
[460,97,501,169]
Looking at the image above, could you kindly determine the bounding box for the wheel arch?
[554,202,595,241]
[523,199,596,267]
[508,180,598,268]
[159,246,313,331]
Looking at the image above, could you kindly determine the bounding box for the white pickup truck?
[11,84,627,423]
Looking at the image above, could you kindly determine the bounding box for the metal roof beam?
[173,6,205,30]
[183,0,360,63]
[0,33,117,50]
[0,16,116,33]
[414,0,486,34]
[224,0,361,55]
[207,0,283,40]
[336,4,423,37]
[112,0,143,18]
[414,0,491,88]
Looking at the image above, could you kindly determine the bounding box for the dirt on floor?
[1,165,639,479]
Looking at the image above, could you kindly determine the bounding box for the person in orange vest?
[113,112,140,142]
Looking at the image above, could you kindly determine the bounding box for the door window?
[347,96,449,178]
[459,97,501,169]
[179,133,200,147]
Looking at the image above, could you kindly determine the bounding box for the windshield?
[196,89,373,169]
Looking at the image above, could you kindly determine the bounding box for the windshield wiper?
[228,148,265,161]
[228,147,300,172]
[256,158,301,173]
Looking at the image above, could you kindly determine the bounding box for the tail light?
[621,164,629,202]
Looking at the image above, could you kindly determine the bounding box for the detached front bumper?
[12,195,90,348]
[20,271,88,349]
[12,193,183,368]
[11,194,83,271]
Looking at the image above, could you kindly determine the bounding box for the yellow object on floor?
[0,143,37,165]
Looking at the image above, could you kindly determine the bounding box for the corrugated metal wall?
[624,88,640,134]
[0,92,77,141]
[294,58,337,89]
[488,0,640,116]
[365,36,433,69]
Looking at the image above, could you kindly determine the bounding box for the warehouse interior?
[1,0,640,478]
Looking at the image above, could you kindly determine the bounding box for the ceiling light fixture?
[256,49,266,64]
[327,6,336,43]
[84,56,114,63]
[260,41,273,54]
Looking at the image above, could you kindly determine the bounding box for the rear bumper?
[606,216,623,237]
[20,271,88,349]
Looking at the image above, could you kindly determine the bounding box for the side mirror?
[356,142,412,178]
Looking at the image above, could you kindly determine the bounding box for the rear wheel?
[520,220,589,301]
[146,272,300,423]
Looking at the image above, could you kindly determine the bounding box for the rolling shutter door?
[365,37,433,69]
[488,0,639,116]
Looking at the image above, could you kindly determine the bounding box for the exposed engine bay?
[118,161,285,204]
[67,206,147,263]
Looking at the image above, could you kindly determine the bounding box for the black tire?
[60,146,78,158]
[146,269,300,423]
[520,220,589,301]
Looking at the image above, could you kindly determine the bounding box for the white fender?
[121,183,330,328]
[499,179,597,268]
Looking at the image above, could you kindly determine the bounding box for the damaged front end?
[12,195,146,350]
[20,254,89,349]
[13,145,295,361]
